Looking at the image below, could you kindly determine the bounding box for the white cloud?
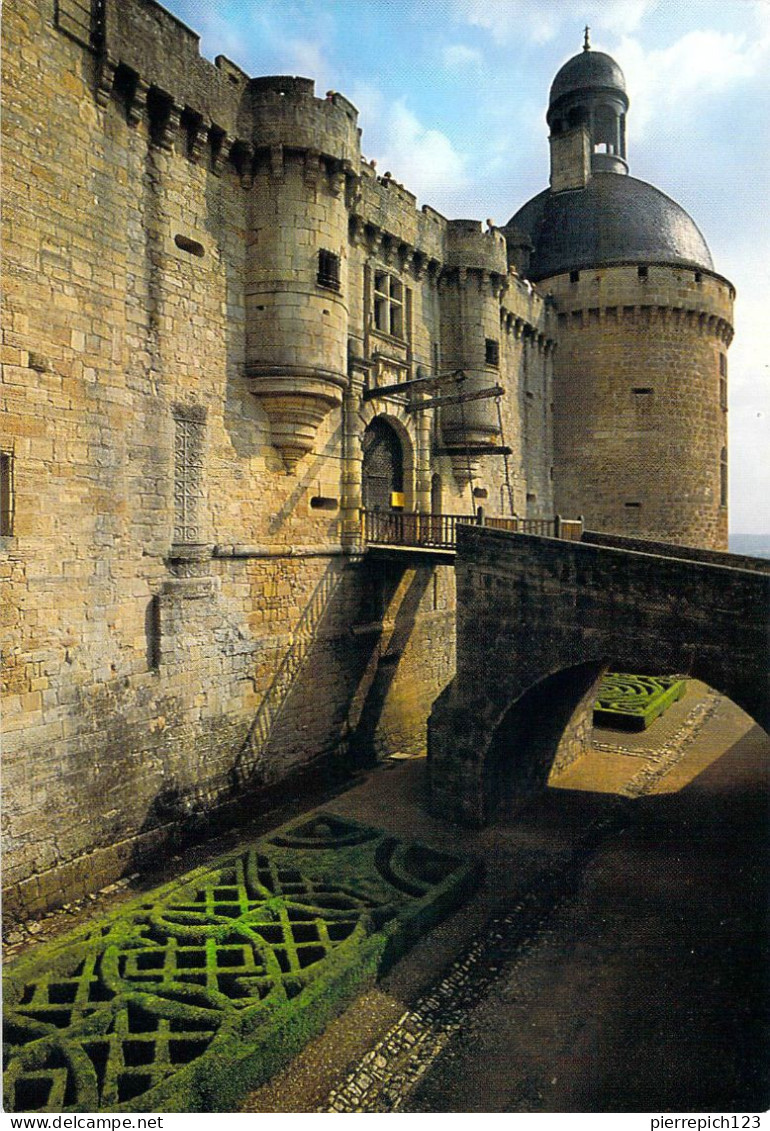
[452,0,657,45]
[283,37,332,86]
[351,84,469,207]
[442,43,484,69]
[617,28,770,138]
[384,101,469,199]
[451,0,559,44]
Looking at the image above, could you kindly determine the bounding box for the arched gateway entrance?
[362,417,404,511]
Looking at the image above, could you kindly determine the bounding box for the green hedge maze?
[3,814,476,1113]
[594,672,688,730]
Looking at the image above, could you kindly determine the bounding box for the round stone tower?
[505,37,734,550]
[245,78,360,469]
[439,219,509,489]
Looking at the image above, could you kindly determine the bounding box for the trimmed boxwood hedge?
[594,673,687,731]
[4,813,478,1113]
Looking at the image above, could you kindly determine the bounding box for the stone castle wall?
[1,0,552,919]
[547,263,733,549]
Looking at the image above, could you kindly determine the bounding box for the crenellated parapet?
[354,165,446,268]
[97,0,250,137]
[546,262,734,344]
[250,78,360,170]
[444,220,509,278]
[500,273,554,342]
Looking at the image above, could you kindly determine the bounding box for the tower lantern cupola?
[546,32,629,189]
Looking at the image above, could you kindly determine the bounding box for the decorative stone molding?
[171,403,207,546]
[246,367,346,471]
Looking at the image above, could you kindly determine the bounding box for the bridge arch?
[428,526,769,825]
[483,660,606,818]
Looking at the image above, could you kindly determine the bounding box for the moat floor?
[242,683,770,1113]
[6,684,768,1113]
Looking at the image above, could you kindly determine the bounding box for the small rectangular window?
[1,451,14,536]
[485,338,500,367]
[570,270,580,283]
[317,249,340,291]
[638,265,648,280]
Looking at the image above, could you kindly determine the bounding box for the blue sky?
[161,0,769,535]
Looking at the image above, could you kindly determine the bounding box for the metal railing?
[363,510,583,551]
[363,510,463,550]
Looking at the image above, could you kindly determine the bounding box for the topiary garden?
[3,812,477,1113]
[594,672,687,730]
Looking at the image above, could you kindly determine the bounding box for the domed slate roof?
[506,173,714,281]
[549,49,627,109]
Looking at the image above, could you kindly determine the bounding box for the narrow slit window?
[719,354,728,411]
[0,451,14,536]
[174,234,205,258]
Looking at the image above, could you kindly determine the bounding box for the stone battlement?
[445,220,509,276]
[546,261,734,343]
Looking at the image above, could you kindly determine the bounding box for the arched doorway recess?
[362,416,405,511]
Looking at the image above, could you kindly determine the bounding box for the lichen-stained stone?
[3,813,476,1113]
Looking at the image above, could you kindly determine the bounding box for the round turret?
[439,221,509,487]
[245,78,360,468]
[506,39,734,550]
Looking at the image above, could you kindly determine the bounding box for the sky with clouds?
[162,0,769,535]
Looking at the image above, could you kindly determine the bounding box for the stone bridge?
[428,526,770,825]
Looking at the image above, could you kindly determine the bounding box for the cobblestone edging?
[322,895,578,1113]
[592,689,721,770]
[321,692,723,1113]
